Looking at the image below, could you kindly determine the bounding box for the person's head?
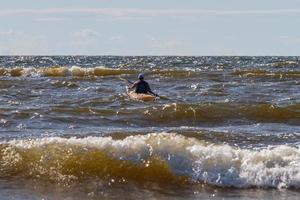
[138,73,144,80]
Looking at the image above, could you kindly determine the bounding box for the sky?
[0,0,300,56]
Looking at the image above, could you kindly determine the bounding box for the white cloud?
[73,29,101,39]
[97,16,149,22]
[34,17,66,22]
[71,29,101,47]
[147,37,191,55]
[0,30,49,55]
[109,35,123,41]
[1,8,300,19]
[152,40,182,50]
[278,36,300,45]
[0,29,22,37]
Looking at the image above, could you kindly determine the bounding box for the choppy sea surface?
[0,56,299,200]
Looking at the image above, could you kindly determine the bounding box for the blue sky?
[0,0,300,55]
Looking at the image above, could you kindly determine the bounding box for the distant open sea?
[0,56,299,200]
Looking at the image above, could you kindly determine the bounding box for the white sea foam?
[2,133,300,188]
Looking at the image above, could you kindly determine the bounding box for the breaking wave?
[0,66,202,78]
[1,133,300,189]
[0,66,137,77]
[232,70,300,78]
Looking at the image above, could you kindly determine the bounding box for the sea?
[0,56,299,200]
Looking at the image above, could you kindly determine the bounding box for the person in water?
[130,73,158,96]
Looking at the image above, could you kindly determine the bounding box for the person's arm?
[129,81,138,89]
[146,83,158,96]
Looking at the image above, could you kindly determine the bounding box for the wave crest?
[128,103,300,123]
[232,70,300,78]
[1,133,300,188]
[0,66,137,77]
